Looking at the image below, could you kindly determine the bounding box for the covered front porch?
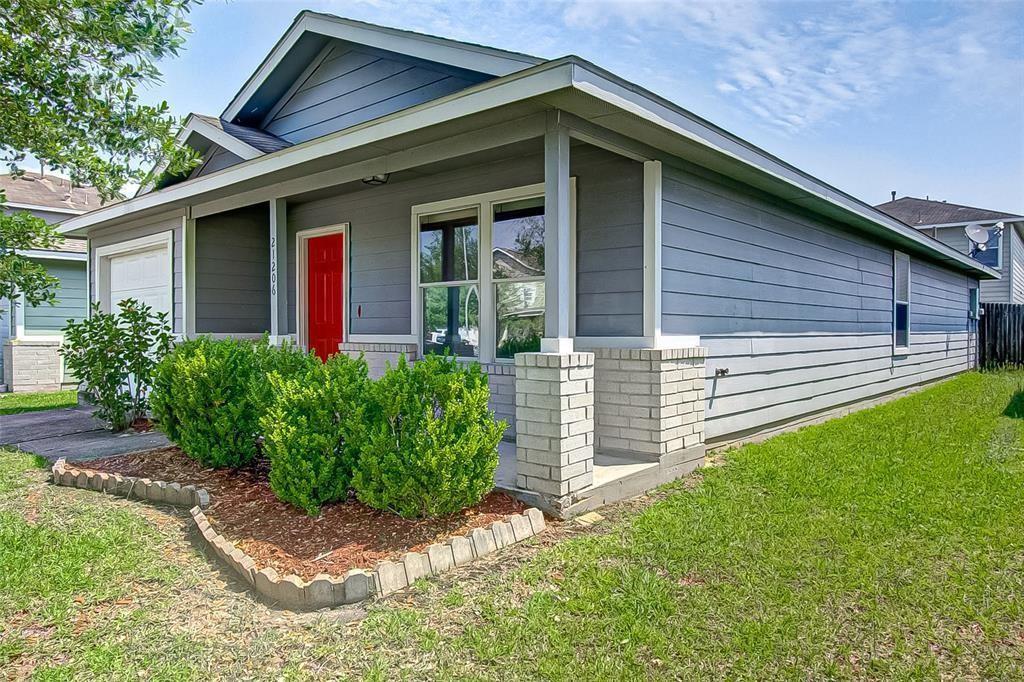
[87,108,709,515]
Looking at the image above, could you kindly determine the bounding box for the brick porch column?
[514,351,595,512]
[592,347,707,458]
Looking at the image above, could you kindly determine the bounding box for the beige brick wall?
[514,352,595,503]
[592,347,707,457]
[3,340,74,392]
[337,342,517,438]
[337,342,418,378]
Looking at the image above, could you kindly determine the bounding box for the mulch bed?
[86,447,528,580]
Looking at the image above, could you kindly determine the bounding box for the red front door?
[307,232,345,361]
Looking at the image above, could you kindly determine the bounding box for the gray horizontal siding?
[575,147,644,336]
[660,163,977,442]
[23,259,87,332]
[264,41,489,145]
[286,143,641,337]
[89,212,185,333]
[931,224,1011,303]
[194,204,270,334]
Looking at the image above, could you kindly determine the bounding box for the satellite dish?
[965,222,1005,259]
[965,223,992,246]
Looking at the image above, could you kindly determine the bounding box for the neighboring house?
[1,172,94,392]
[876,196,1024,304]
[58,13,997,514]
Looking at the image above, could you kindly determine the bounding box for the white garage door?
[108,246,171,316]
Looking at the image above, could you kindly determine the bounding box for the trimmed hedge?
[261,354,369,515]
[351,354,506,519]
[151,337,317,468]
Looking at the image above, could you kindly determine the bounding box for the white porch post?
[642,160,663,342]
[542,111,572,353]
[183,215,196,337]
[269,198,288,342]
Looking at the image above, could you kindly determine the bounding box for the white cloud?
[562,0,1024,134]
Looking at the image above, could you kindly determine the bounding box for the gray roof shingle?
[875,196,1021,227]
[0,171,100,212]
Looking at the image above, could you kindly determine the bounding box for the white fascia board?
[4,202,85,215]
[566,62,999,280]
[912,217,1024,230]
[59,61,574,236]
[15,248,86,261]
[183,115,262,160]
[222,11,543,122]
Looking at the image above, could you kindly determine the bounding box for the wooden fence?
[979,303,1024,368]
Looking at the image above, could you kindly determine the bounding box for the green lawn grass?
[0,390,77,415]
[0,371,1021,680]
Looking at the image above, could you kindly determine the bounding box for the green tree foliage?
[352,354,505,519]
[150,338,318,469]
[261,354,370,515]
[61,300,173,431]
[0,211,61,306]
[0,0,200,197]
[0,0,200,314]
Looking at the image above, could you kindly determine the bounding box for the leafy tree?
[0,0,200,314]
[0,211,61,307]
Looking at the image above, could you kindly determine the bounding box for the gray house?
[59,13,997,515]
[876,196,1024,304]
[1,172,93,392]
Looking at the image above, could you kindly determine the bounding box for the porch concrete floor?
[495,440,658,491]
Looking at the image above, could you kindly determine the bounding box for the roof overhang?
[61,57,998,280]
[222,11,543,124]
[181,114,263,161]
[4,201,84,215]
[913,217,1024,230]
[16,248,87,261]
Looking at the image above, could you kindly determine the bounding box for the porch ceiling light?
[361,173,390,186]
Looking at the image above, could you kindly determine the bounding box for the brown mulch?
[86,447,528,580]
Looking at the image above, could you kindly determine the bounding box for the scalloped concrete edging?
[48,458,546,611]
[49,457,210,508]
[188,505,546,610]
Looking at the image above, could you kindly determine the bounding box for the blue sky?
[144,0,1023,212]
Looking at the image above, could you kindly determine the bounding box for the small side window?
[969,287,980,320]
[893,251,911,351]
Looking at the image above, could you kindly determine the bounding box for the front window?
[492,197,545,358]
[414,183,565,363]
[418,209,480,357]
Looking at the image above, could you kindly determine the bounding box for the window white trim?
[893,250,911,354]
[410,180,576,363]
[93,231,174,319]
[295,223,350,352]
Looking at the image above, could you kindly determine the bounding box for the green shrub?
[61,300,172,432]
[352,354,505,519]
[261,353,369,515]
[150,337,317,468]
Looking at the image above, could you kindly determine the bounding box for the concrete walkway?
[0,405,168,462]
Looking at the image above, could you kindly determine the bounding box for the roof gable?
[258,39,491,144]
[223,11,542,127]
[875,196,1022,227]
